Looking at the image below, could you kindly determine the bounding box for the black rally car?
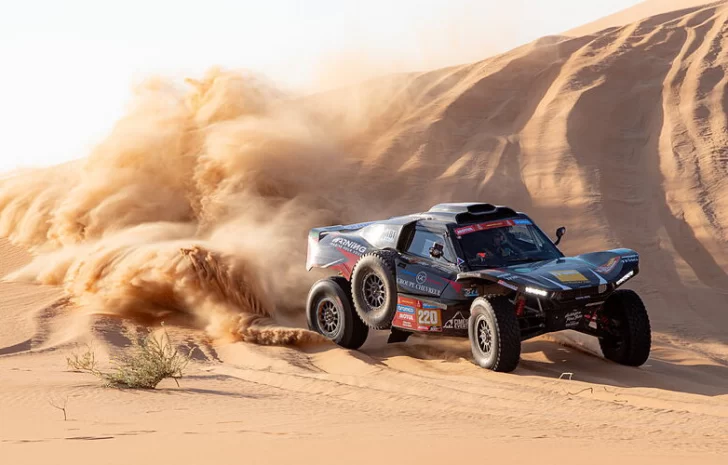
[305,203,650,372]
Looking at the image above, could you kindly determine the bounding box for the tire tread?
[469,296,521,372]
[599,289,651,366]
[330,276,369,349]
[307,277,369,350]
[490,297,522,372]
[351,250,398,330]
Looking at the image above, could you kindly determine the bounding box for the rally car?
[305,202,651,372]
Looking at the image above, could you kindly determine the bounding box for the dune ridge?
[566,0,720,36]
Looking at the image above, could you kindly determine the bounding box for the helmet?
[493,228,507,245]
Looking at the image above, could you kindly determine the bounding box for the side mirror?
[554,226,566,246]
[429,243,444,259]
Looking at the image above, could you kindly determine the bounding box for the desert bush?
[67,328,191,389]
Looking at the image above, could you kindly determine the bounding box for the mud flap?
[387,327,412,343]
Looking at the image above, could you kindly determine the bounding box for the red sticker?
[393,315,415,329]
[397,296,423,308]
[455,220,514,236]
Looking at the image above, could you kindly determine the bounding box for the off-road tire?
[468,296,521,372]
[351,250,398,330]
[598,289,651,366]
[306,277,369,350]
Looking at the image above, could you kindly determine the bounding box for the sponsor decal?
[396,297,441,311]
[564,310,583,328]
[443,311,468,330]
[418,325,442,332]
[398,269,444,295]
[497,280,518,291]
[454,225,476,235]
[382,229,397,243]
[497,273,516,280]
[396,304,415,314]
[456,257,466,267]
[595,257,620,274]
[394,318,414,329]
[551,270,589,283]
[513,219,533,225]
[622,254,639,263]
[454,219,517,236]
[417,308,441,327]
[397,296,421,307]
[331,237,367,255]
[397,278,439,295]
[393,299,423,329]
[464,287,479,297]
[401,269,443,285]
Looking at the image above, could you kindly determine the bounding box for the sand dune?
[2,2,728,463]
[566,0,719,36]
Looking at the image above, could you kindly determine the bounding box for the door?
[396,226,458,298]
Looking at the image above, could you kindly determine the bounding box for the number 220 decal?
[417,309,440,326]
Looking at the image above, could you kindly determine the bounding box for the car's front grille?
[555,286,605,302]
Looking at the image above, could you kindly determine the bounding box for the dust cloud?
[0,68,385,345]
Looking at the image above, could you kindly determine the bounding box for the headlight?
[616,270,634,286]
[525,287,548,297]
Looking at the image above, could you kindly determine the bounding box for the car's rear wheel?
[307,277,369,350]
[468,297,521,372]
[351,250,398,330]
[598,289,651,366]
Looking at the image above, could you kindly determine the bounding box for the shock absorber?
[515,295,527,317]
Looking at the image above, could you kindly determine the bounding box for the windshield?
[454,218,562,268]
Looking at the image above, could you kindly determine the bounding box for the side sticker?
[416,307,442,332]
[393,296,442,332]
[443,311,468,330]
[454,219,515,236]
[595,257,620,274]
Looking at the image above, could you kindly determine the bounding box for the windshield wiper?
[507,257,547,264]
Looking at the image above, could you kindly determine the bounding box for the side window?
[406,229,455,264]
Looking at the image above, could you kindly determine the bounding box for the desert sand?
[1,1,728,463]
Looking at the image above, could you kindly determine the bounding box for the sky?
[0,0,643,173]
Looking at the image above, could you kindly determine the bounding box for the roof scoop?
[427,203,518,223]
[428,203,497,214]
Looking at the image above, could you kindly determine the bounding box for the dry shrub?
[68,328,191,389]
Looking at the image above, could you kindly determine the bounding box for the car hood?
[456,248,639,291]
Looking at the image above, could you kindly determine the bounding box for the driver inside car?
[473,228,523,262]
[492,228,521,257]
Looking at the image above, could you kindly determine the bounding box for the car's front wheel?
[468,297,521,372]
[307,277,369,350]
[598,289,651,366]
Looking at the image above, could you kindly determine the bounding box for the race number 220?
[417,309,440,326]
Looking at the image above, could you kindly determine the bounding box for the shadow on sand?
[350,331,728,397]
